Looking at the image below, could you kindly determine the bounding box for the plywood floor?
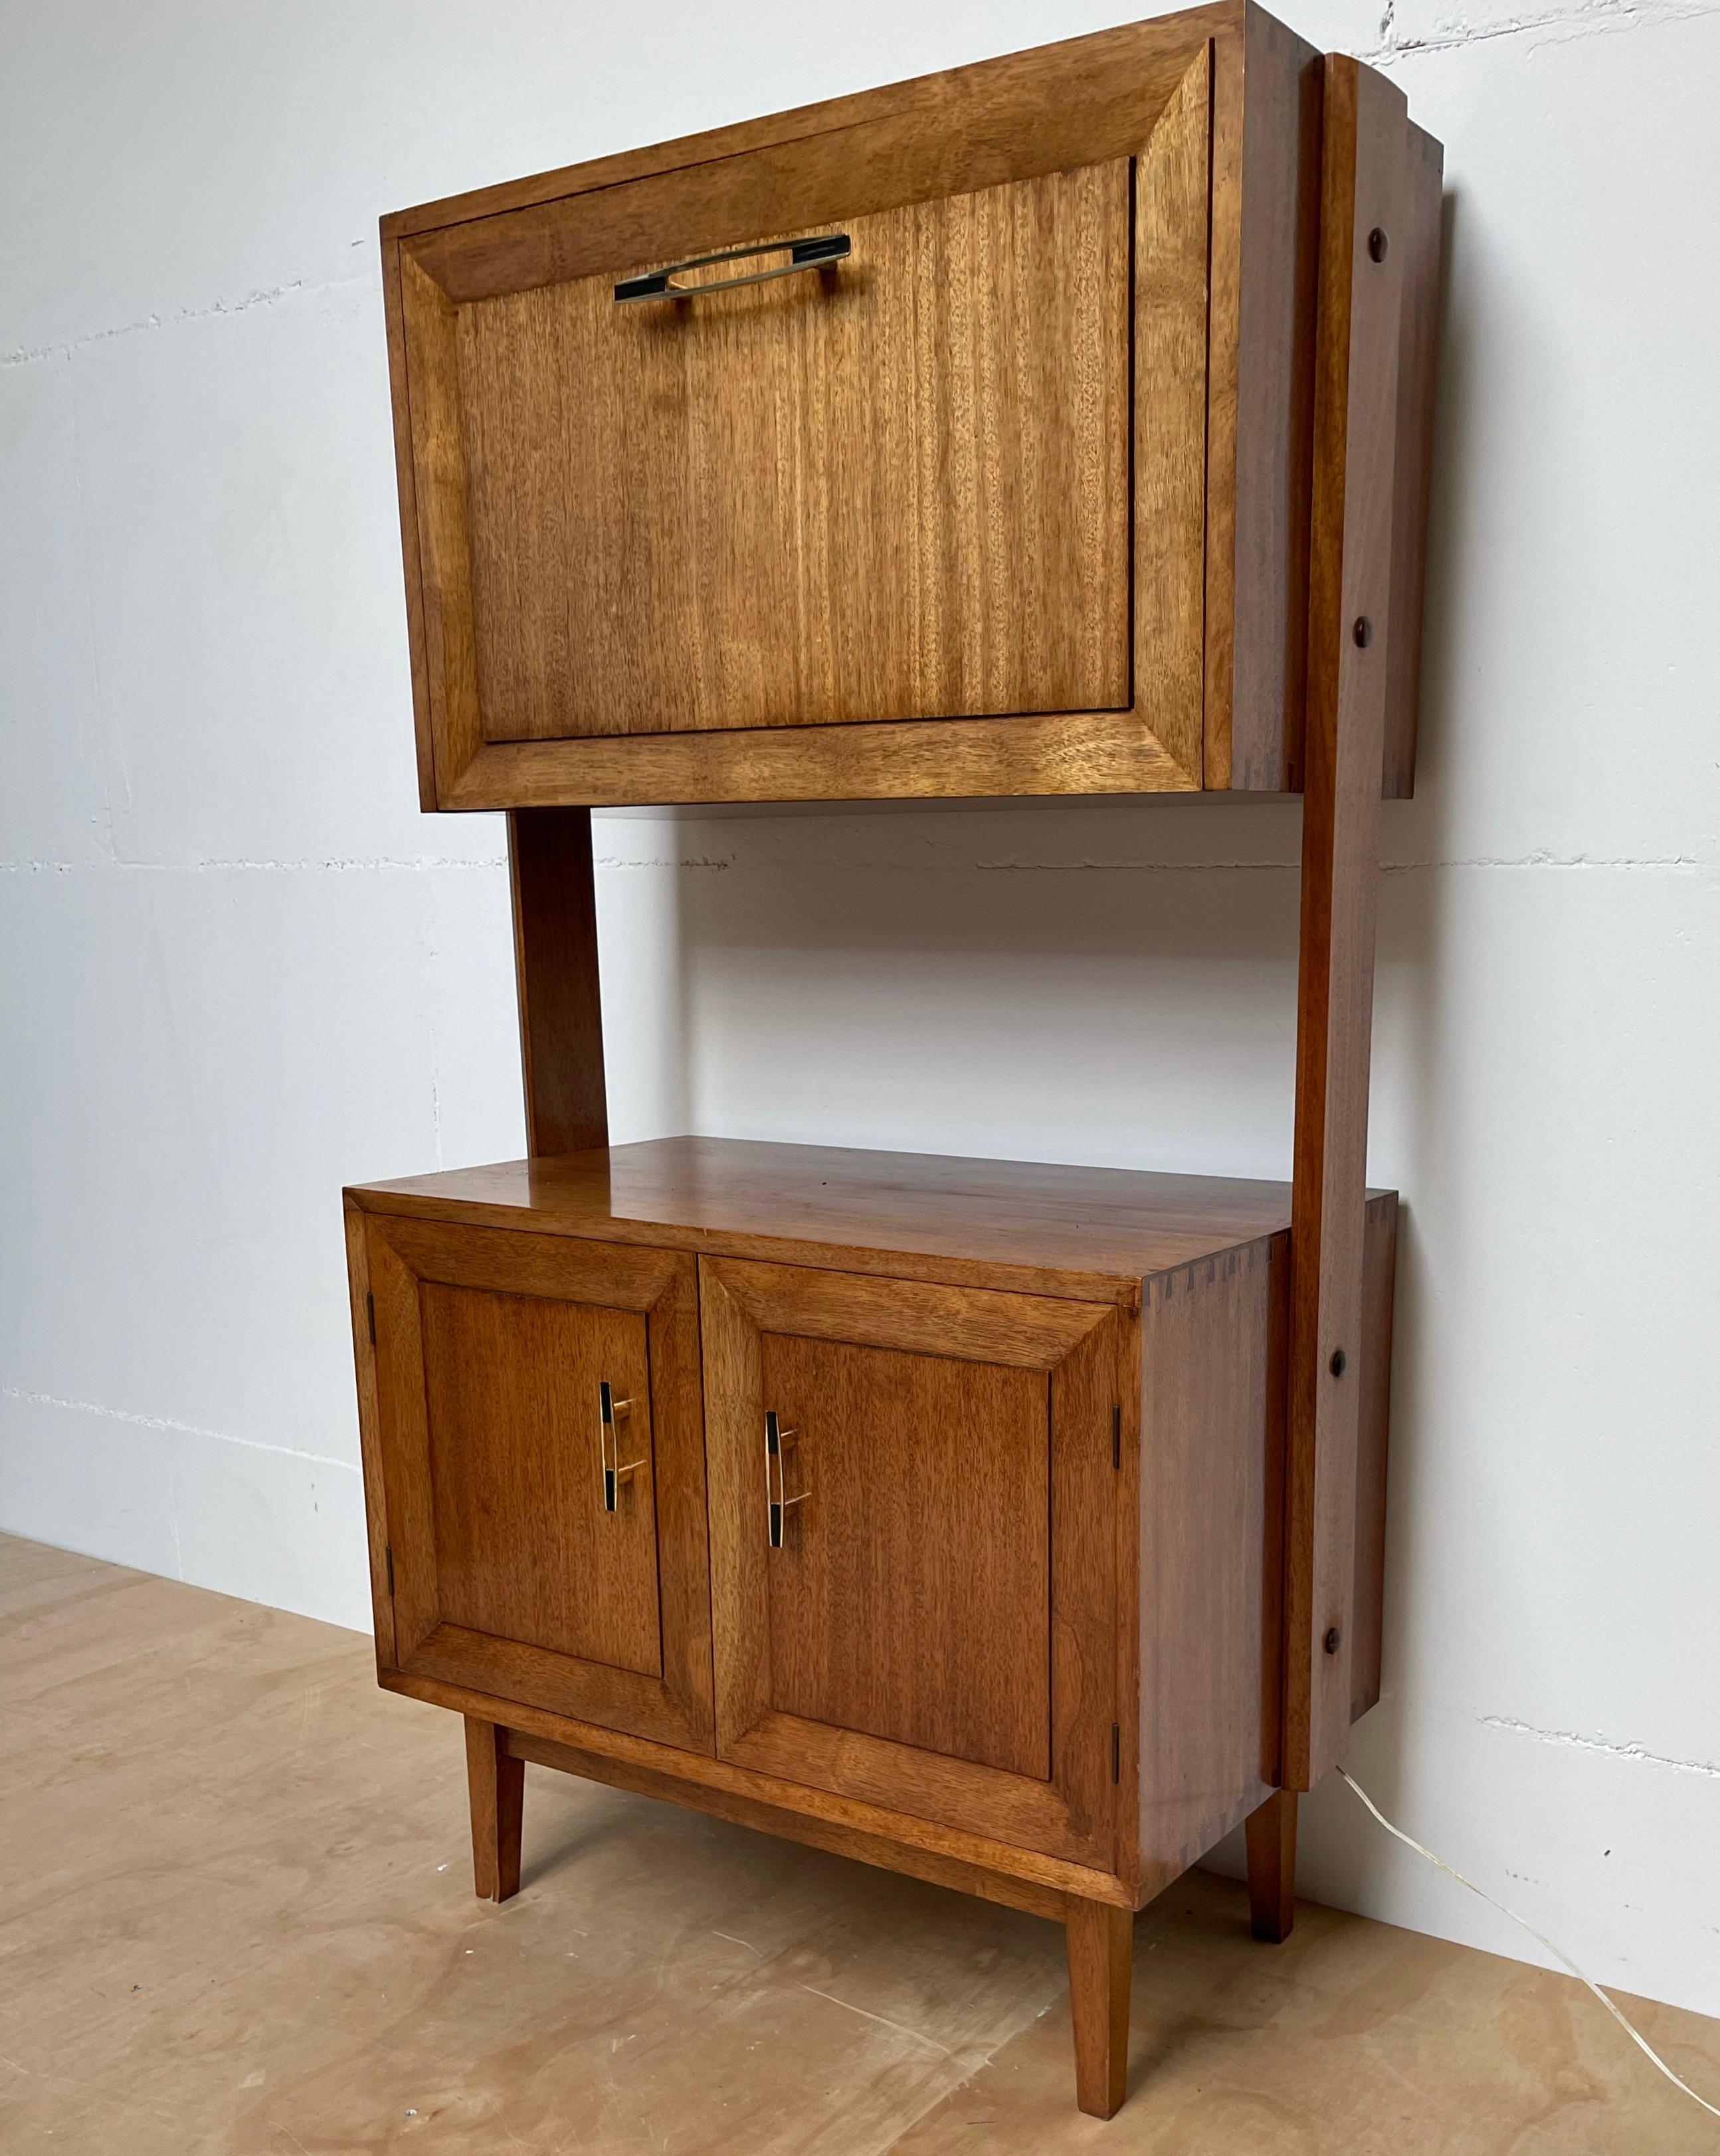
[3,1533,1715,2154]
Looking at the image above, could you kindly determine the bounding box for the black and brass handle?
[764,1410,807,1548]
[615,232,850,306]
[599,1380,647,1512]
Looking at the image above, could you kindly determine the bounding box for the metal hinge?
[384,1545,395,1598]
[1111,1403,1121,1469]
[1111,1723,1121,1783]
[366,1293,376,1346]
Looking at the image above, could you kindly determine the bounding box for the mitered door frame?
[361,1212,715,1753]
[700,1253,1121,1867]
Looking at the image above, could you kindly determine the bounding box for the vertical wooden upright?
[508,808,608,1156]
[1284,56,1407,1793]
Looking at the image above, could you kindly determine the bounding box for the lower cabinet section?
[345,1142,1398,2121]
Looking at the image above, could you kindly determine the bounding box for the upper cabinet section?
[382,3,1442,809]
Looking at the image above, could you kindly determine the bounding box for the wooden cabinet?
[350,3,1442,2123]
[383,2,1441,808]
[346,1140,1400,2115]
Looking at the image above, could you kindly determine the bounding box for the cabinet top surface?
[351,1137,1391,1298]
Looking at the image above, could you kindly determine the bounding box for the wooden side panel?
[1220,4,1323,790]
[1351,1190,1398,1720]
[508,807,607,1157]
[379,242,436,811]
[1135,46,1212,786]
[343,1197,395,1670]
[1050,1304,1126,1869]
[1284,55,1406,1791]
[1383,123,1446,800]
[365,1223,441,1664]
[397,252,483,796]
[456,166,1131,743]
[1137,1237,1280,1889]
[759,1334,1051,1779]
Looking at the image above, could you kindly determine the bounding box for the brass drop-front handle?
[765,1410,808,1549]
[615,232,850,306]
[599,1380,647,1512]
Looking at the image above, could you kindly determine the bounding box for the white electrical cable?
[1334,1767,1720,2124]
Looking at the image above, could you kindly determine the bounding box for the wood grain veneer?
[378,2,1434,808]
[350,1134,1386,1303]
[458,165,1131,742]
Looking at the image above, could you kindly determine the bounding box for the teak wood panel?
[350,1136,1337,1304]
[1133,44,1211,784]
[455,165,1131,743]
[417,1282,661,1677]
[357,1216,714,1752]
[700,1255,1120,1866]
[1136,1237,1284,1888]
[759,1333,1052,1781]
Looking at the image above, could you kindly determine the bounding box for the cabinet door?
[700,1257,1121,1866]
[362,1215,712,1752]
[395,155,1138,767]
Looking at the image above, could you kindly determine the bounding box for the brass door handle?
[765,1410,807,1549]
[615,232,850,306]
[599,1380,647,1512]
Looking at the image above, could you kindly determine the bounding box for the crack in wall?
[1,270,373,370]
[1481,1716,1720,1779]
[1,1384,359,1475]
[1366,0,1720,66]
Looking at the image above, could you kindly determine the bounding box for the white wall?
[3,0,1717,2027]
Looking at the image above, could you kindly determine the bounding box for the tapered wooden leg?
[464,1716,524,1904]
[1245,1787,1298,1943]
[1066,1898,1133,2118]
